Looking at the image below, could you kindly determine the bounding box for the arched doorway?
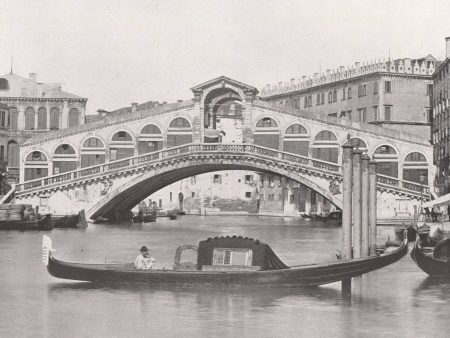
[81,137,106,168]
[373,145,398,178]
[138,124,163,154]
[254,117,279,149]
[110,131,134,160]
[167,118,192,148]
[312,130,339,163]
[53,144,77,174]
[283,123,309,156]
[24,151,48,181]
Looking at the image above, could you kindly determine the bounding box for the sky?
[0,0,449,114]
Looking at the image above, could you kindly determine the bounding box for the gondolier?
[134,246,155,270]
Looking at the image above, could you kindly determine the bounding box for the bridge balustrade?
[14,143,431,200]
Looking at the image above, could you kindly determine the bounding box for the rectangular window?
[328,113,337,117]
[212,249,252,266]
[427,84,433,96]
[348,87,352,99]
[307,95,312,107]
[328,92,332,103]
[0,145,3,160]
[426,108,433,123]
[213,174,221,183]
[304,97,308,108]
[384,81,392,93]
[358,84,367,97]
[373,106,379,121]
[245,192,251,198]
[384,106,392,121]
[159,199,162,208]
[358,108,367,122]
[321,93,325,104]
[374,81,379,94]
[333,90,337,102]
[340,111,346,118]
[110,149,118,161]
[342,88,346,100]
[245,175,252,184]
[0,111,5,127]
[191,192,195,198]
[316,94,321,105]
[169,192,172,203]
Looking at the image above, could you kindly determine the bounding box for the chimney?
[446,37,450,58]
[131,102,137,113]
[29,73,37,82]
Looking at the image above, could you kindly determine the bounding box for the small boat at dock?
[42,232,408,286]
[411,236,450,277]
[1,214,52,231]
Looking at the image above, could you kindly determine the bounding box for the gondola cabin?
[433,238,450,261]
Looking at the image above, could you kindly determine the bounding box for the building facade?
[432,38,450,196]
[0,72,87,182]
[260,56,436,140]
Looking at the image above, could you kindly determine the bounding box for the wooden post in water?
[413,205,418,227]
[352,148,363,258]
[369,160,378,255]
[341,137,353,292]
[361,154,370,257]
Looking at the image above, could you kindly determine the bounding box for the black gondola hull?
[411,241,450,277]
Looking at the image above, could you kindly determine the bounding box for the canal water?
[1,216,450,337]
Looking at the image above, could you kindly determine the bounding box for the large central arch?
[88,156,342,220]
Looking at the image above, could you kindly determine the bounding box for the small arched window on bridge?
[53,144,77,175]
[403,152,428,184]
[254,117,279,150]
[24,151,48,181]
[110,131,134,161]
[349,137,367,152]
[139,124,163,154]
[0,78,9,90]
[373,145,398,178]
[167,118,192,148]
[37,107,47,130]
[81,137,106,168]
[312,130,338,163]
[283,124,309,156]
[9,107,18,130]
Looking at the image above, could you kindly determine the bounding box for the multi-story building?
[148,171,260,215]
[260,56,436,140]
[0,72,87,181]
[432,38,450,196]
[0,103,10,168]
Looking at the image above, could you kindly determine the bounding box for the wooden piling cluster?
[341,136,378,291]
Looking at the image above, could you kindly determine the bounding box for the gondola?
[314,210,342,221]
[0,214,52,231]
[410,236,450,277]
[42,232,408,286]
[132,213,157,223]
[301,213,317,219]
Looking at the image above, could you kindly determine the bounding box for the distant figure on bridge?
[134,246,155,270]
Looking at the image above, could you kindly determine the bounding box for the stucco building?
[432,38,450,196]
[0,72,87,181]
[260,56,436,140]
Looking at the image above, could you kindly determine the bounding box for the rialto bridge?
[12,77,433,220]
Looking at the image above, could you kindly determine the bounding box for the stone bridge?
[14,76,433,220]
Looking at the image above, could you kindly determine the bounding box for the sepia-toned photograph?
[1,1,450,337]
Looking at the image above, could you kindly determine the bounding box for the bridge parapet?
[15,143,429,201]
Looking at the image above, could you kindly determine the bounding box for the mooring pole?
[352,148,363,259]
[341,137,353,293]
[369,160,378,256]
[413,205,418,228]
[361,153,370,257]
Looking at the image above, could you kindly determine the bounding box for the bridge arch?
[88,158,342,220]
[312,130,339,163]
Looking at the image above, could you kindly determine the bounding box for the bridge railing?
[15,143,429,198]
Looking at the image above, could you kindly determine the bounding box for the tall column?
[352,148,363,258]
[369,160,378,255]
[361,153,370,257]
[34,106,38,130]
[341,138,353,259]
[305,188,312,214]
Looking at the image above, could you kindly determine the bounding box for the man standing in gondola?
[134,246,155,270]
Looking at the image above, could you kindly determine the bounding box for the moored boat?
[0,214,52,231]
[411,236,450,277]
[42,232,408,286]
[315,210,342,221]
[48,210,86,229]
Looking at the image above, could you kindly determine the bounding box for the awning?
[422,193,450,208]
